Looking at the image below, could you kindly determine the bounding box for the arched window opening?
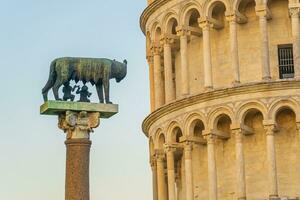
[188,9,200,27]
[171,127,183,143]
[216,114,232,135]
[189,119,205,137]
[211,2,226,22]
[158,134,166,150]
[243,109,264,132]
[276,107,296,131]
[154,27,162,44]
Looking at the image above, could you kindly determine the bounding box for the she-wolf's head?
[115,59,127,83]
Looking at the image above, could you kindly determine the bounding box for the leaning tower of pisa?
[140,0,300,200]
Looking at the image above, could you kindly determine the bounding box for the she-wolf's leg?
[96,81,104,103]
[52,79,63,101]
[103,78,112,104]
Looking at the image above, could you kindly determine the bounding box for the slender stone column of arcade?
[264,124,279,199]
[151,156,158,200]
[156,152,168,200]
[289,6,300,78]
[206,134,218,200]
[199,20,213,89]
[233,129,246,200]
[184,141,194,200]
[256,7,271,80]
[226,14,240,84]
[58,111,100,200]
[165,145,176,200]
[147,55,155,112]
[152,45,165,108]
[176,27,190,96]
[162,37,176,103]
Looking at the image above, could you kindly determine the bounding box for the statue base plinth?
[40,100,118,118]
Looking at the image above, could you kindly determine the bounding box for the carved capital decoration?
[289,7,300,17]
[255,5,272,19]
[160,36,175,46]
[151,44,162,56]
[58,111,100,139]
[198,20,213,30]
[264,124,275,136]
[204,134,217,144]
[176,27,191,37]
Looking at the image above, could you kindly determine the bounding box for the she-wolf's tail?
[42,59,57,101]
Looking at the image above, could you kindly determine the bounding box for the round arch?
[236,101,268,123]
[184,112,206,136]
[204,0,231,18]
[166,121,183,143]
[162,11,179,34]
[154,128,166,149]
[179,1,202,26]
[269,98,300,122]
[208,106,236,130]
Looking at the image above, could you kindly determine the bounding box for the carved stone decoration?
[58,111,100,139]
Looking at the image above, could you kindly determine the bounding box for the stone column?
[58,111,100,200]
[152,45,165,108]
[176,28,190,96]
[206,134,218,200]
[165,146,176,200]
[147,55,155,112]
[265,125,279,199]
[199,20,213,89]
[289,7,300,78]
[156,153,168,200]
[163,37,176,103]
[256,8,271,80]
[233,129,246,200]
[184,142,193,200]
[226,15,240,84]
[151,157,158,200]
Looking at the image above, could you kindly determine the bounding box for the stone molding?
[142,80,300,137]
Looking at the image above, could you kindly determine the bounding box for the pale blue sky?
[0,1,151,199]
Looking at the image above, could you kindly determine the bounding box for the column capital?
[183,141,193,151]
[203,133,217,144]
[289,7,300,17]
[264,124,276,136]
[155,151,166,161]
[160,35,176,46]
[225,12,248,24]
[150,155,157,169]
[58,111,100,139]
[255,5,272,19]
[164,144,176,153]
[151,44,162,56]
[198,19,213,30]
[176,26,191,37]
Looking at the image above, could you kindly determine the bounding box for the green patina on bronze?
[42,57,127,104]
[40,100,118,118]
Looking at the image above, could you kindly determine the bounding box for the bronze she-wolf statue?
[42,57,127,104]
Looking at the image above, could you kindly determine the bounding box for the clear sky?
[0,1,151,199]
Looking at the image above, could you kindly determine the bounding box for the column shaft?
[164,42,175,103]
[207,135,217,200]
[179,34,189,96]
[147,56,155,112]
[65,139,91,200]
[258,14,271,80]
[153,47,165,108]
[229,18,240,83]
[157,156,168,200]
[201,22,213,89]
[290,8,300,78]
[151,159,158,200]
[266,126,278,198]
[184,143,193,200]
[235,130,246,200]
[166,149,176,200]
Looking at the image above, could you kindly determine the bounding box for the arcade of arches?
[141,0,300,199]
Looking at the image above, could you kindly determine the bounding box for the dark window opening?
[278,44,294,79]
